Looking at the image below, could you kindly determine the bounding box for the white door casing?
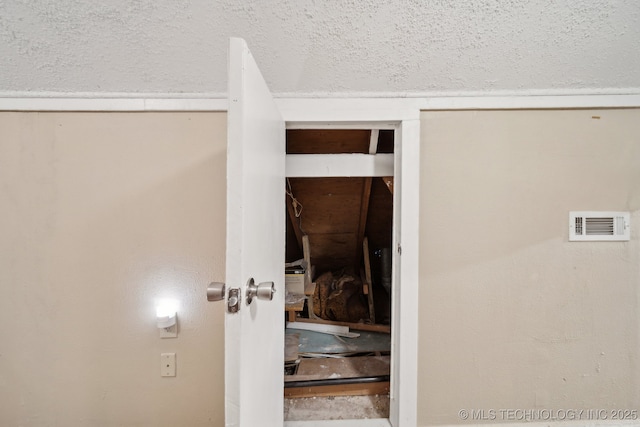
[225,37,286,427]
[282,118,419,427]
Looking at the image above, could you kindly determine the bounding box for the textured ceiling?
[1,0,639,97]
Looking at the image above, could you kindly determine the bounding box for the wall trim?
[0,97,228,112]
[1,93,640,112]
[419,94,640,110]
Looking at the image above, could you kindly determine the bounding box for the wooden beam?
[286,192,303,250]
[369,129,380,154]
[286,154,394,178]
[355,178,372,270]
[301,234,319,319]
[302,235,311,267]
[284,381,389,398]
[302,234,313,290]
[363,237,376,324]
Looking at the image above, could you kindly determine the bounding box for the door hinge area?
[397,243,402,255]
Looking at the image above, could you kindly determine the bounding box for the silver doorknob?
[246,278,275,304]
[207,282,226,302]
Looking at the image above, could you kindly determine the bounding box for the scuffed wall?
[0,112,227,426]
[419,109,640,425]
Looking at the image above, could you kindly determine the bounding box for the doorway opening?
[282,129,395,421]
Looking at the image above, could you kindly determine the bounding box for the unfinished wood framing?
[286,187,304,251]
[286,129,371,154]
[355,178,372,269]
[286,300,304,322]
[284,381,390,398]
[283,128,395,403]
[286,154,393,178]
[362,237,376,324]
[368,129,380,154]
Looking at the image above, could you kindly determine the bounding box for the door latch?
[206,280,272,313]
[227,288,240,313]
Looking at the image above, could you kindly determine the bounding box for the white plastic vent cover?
[569,211,630,241]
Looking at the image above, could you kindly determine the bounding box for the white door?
[225,37,286,427]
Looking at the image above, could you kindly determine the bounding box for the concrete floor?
[284,395,390,421]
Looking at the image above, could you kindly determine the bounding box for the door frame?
[278,98,420,427]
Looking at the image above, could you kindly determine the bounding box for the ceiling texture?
[1,0,639,97]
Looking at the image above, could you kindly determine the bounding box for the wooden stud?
[286,191,304,251]
[355,178,372,270]
[363,237,376,324]
[301,234,319,319]
[302,235,311,267]
[285,300,304,323]
[369,129,380,154]
[302,235,313,292]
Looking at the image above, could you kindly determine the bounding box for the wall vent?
[569,211,630,241]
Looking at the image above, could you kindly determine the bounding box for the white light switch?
[161,353,176,377]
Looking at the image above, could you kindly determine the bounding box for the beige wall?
[0,112,227,426]
[419,109,640,425]
[1,109,639,426]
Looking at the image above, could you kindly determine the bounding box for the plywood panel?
[308,233,357,257]
[288,178,364,234]
[285,150,392,274]
[287,129,370,154]
[376,129,395,153]
[287,177,369,272]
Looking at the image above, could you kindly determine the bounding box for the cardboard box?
[285,272,305,295]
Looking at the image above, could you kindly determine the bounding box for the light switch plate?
[159,323,177,338]
[161,353,176,377]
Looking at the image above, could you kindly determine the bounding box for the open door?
[225,37,286,427]
[207,38,418,427]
